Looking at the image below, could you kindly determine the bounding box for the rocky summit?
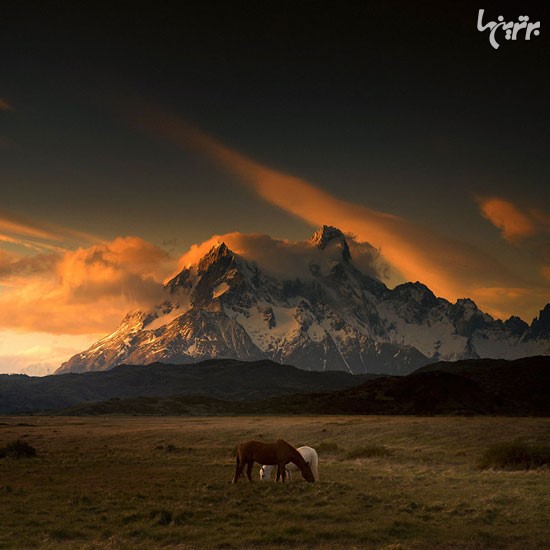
[57,226,550,375]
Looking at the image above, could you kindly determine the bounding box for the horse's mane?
[276,440,308,469]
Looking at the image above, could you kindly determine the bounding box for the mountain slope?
[300,355,550,416]
[57,226,550,375]
[0,359,376,414]
[56,356,550,416]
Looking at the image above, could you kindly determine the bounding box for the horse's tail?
[232,444,242,483]
[235,447,241,467]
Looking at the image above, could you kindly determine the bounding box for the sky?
[1,1,549,374]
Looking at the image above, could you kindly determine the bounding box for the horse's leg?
[233,455,244,483]
[246,460,253,481]
[312,462,319,481]
[276,465,282,482]
[280,463,287,482]
[311,454,319,480]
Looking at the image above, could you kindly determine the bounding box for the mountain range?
[2,356,547,416]
[57,226,550,375]
[0,359,375,414]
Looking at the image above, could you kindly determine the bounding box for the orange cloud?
[0,214,59,241]
[0,236,175,334]
[0,210,102,252]
[0,233,57,252]
[0,248,59,279]
[136,106,543,317]
[477,197,537,242]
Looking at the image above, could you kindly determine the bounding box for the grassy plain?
[0,415,548,549]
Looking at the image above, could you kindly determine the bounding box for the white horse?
[259,446,319,481]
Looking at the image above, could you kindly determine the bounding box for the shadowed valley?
[2,356,548,416]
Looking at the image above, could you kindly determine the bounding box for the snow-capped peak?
[198,242,233,274]
[56,225,550,375]
[309,225,351,262]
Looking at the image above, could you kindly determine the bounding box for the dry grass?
[345,445,391,459]
[0,415,548,549]
[479,442,550,470]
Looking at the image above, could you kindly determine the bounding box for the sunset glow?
[1,3,548,374]
[478,197,537,242]
[138,107,548,319]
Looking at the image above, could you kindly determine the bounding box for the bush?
[0,439,37,459]
[345,445,391,460]
[479,442,550,470]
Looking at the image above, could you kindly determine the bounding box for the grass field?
[0,415,549,549]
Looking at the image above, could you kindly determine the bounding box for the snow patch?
[212,282,230,299]
[147,308,185,331]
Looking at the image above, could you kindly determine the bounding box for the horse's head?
[301,463,315,483]
[259,465,271,481]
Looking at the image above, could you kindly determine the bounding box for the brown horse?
[232,439,315,483]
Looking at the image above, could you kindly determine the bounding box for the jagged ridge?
[57,226,550,375]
